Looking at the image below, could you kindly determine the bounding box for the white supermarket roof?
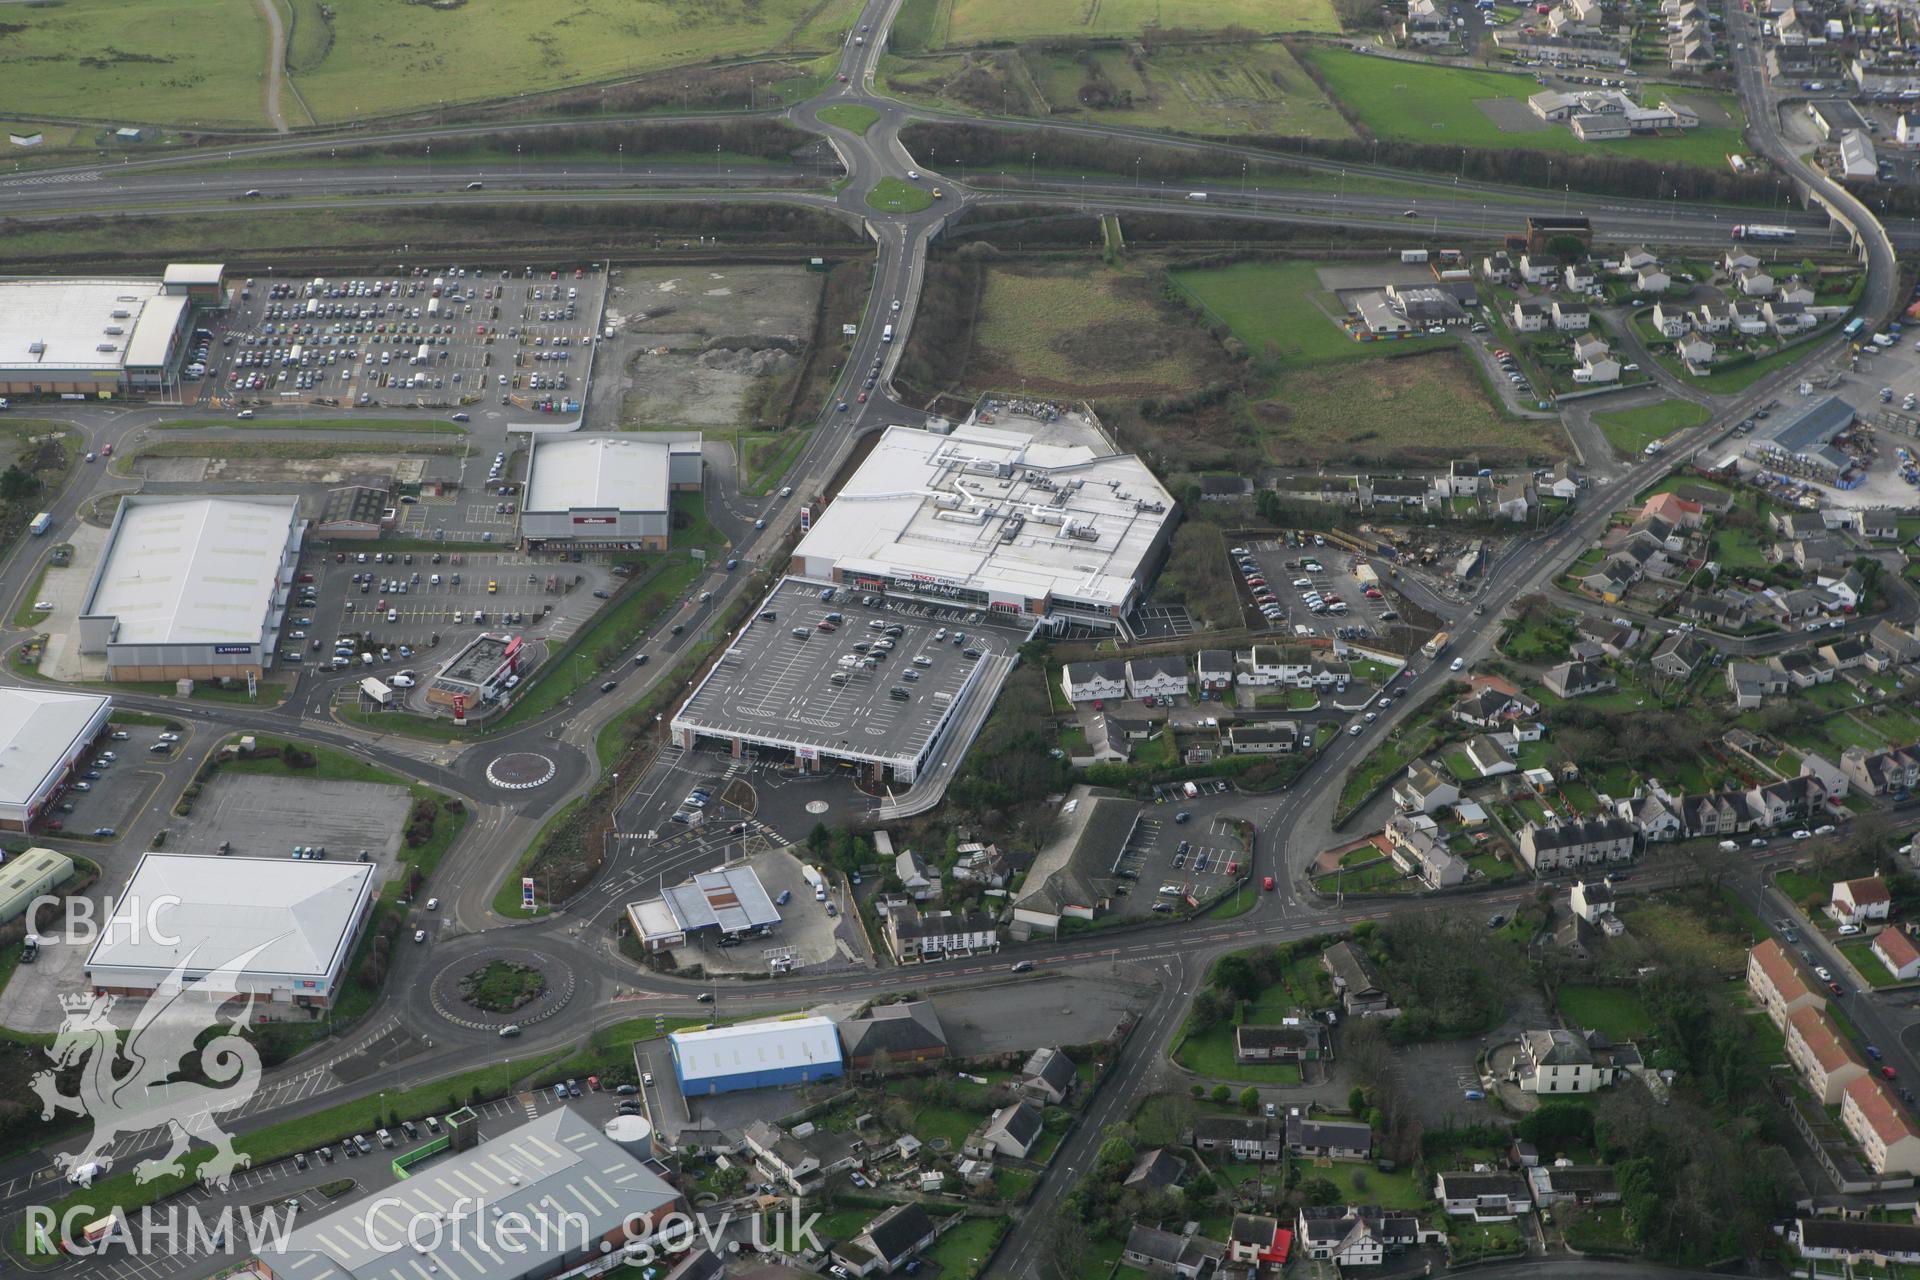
[525,434,679,513]
[793,424,1177,609]
[0,277,173,372]
[85,853,374,981]
[124,293,189,370]
[669,1015,842,1080]
[0,688,111,807]
[161,263,224,286]
[83,496,299,645]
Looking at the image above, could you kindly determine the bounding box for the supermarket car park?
[1235,535,1400,644]
[33,724,182,839]
[1106,809,1249,918]
[281,547,616,682]
[182,265,607,415]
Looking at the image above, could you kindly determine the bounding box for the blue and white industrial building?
[668,1016,844,1095]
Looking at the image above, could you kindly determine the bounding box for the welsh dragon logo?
[32,948,270,1190]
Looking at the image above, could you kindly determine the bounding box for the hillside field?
[900,0,1339,48]
[885,42,1355,140]
[0,0,267,125]
[1298,46,1745,169]
[0,0,860,126]
[1173,260,1570,466]
[965,263,1227,397]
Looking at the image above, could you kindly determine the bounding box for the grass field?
[1173,1024,1305,1082]
[1171,260,1567,465]
[966,263,1224,396]
[1555,984,1656,1041]
[818,104,880,134]
[889,42,1355,138]
[292,0,860,121]
[1297,47,1745,169]
[0,0,859,127]
[925,1217,1009,1280]
[931,0,1338,45]
[1592,399,1711,456]
[0,0,268,125]
[738,429,812,495]
[1172,260,1370,367]
[1622,898,1750,975]
[1840,938,1899,988]
[0,205,849,270]
[867,176,936,213]
[1257,351,1567,467]
[1690,331,1839,394]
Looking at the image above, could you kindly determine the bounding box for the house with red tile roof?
[1787,1006,1868,1105]
[1747,939,1827,1028]
[1843,1075,1920,1175]
[1873,928,1920,982]
[1640,492,1704,529]
[1831,876,1893,926]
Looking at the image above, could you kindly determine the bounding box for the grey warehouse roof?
[1758,395,1857,457]
[0,688,110,807]
[660,866,781,934]
[525,433,697,514]
[259,1107,680,1280]
[86,853,373,982]
[82,495,300,646]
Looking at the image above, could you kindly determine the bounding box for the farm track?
[256,0,290,132]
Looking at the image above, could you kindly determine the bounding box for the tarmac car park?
[184,266,607,412]
[1106,809,1247,919]
[1234,537,1400,644]
[279,548,616,687]
[35,725,180,837]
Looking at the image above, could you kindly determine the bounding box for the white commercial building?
[519,432,702,550]
[788,423,1178,631]
[0,264,219,396]
[0,688,113,830]
[85,853,375,1013]
[1841,129,1880,179]
[669,1016,844,1095]
[78,495,305,680]
[624,865,782,953]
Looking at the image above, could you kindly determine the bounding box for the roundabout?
[428,943,578,1031]
[487,751,557,790]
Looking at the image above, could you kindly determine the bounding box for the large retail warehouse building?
[78,495,305,680]
[788,423,1178,632]
[519,432,702,550]
[0,263,220,397]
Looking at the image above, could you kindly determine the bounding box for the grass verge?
[866,176,935,213]
[817,104,880,134]
[1592,399,1711,456]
